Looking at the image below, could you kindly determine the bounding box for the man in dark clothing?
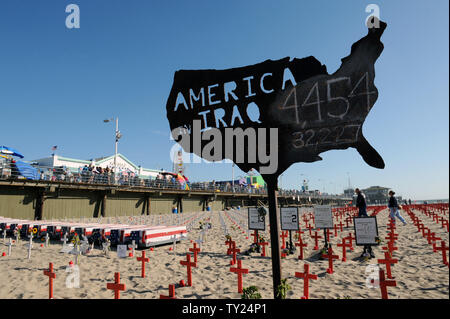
[355,188,367,217]
[355,188,375,258]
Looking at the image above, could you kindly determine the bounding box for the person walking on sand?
[388,190,407,225]
[355,188,375,258]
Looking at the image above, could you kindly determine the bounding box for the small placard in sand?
[354,217,379,246]
[117,245,127,258]
[248,207,265,230]
[280,207,299,231]
[314,205,333,229]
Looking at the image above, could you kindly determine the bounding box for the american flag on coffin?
[0,218,29,232]
[138,225,188,247]
[0,216,187,247]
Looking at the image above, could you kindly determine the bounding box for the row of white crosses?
[234,208,251,238]
[218,211,229,236]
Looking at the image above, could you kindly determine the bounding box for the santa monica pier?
[0,146,358,221]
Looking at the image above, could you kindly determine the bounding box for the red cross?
[280,231,288,249]
[295,237,307,260]
[338,221,344,232]
[230,259,249,293]
[345,233,355,251]
[250,230,258,244]
[311,231,322,250]
[379,269,396,299]
[427,232,441,246]
[294,263,317,299]
[432,213,439,223]
[302,215,309,224]
[106,272,126,299]
[43,262,56,299]
[229,241,240,265]
[322,246,339,274]
[189,243,201,263]
[442,220,449,232]
[225,238,233,255]
[387,222,396,232]
[180,253,197,287]
[258,241,269,257]
[137,251,149,278]
[336,238,351,262]
[385,232,398,242]
[434,240,449,266]
[306,224,313,236]
[424,228,432,241]
[382,240,398,255]
[325,228,331,242]
[345,217,352,228]
[377,251,398,279]
[296,229,305,237]
[160,284,176,299]
[417,223,425,234]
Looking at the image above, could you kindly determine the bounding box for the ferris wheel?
[173,150,186,175]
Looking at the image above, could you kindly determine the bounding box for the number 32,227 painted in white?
[283,72,376,149]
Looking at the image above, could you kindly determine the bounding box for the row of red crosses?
[224,236,249,293]
[41,240,202,299]
[224,211,249,239]
[160,240,204,299]
[375,219,399,299]
[292,208,358,299]
[42,248,153,300]
[411,204,449,233]
[293,206,403,299]
[404,206,449,267]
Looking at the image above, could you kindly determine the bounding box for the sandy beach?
[0,207,448,299]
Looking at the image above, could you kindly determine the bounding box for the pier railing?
[0,163,346,199]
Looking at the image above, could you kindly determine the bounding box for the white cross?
[6,238,13,256]
[201,229,207,242]
[15,229,20,243]
[70,243,82,264]
[80,235,90,255]
[27,233,33,260]
[45,233,50,247]
[172,236,177,251]
[61,233,68,245]
[128,240,137,255]
[102,240,111,256]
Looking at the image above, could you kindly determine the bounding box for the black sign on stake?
[314,205,334,248]
[280,207,299,254]
[248,207,266,252]
[166,19,387,299]
[248,207,266,231]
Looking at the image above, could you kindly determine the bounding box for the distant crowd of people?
[39,164,143,186]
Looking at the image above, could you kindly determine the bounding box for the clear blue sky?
[0,0,448,200]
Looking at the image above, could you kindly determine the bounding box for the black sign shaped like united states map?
[166,21,387,179]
